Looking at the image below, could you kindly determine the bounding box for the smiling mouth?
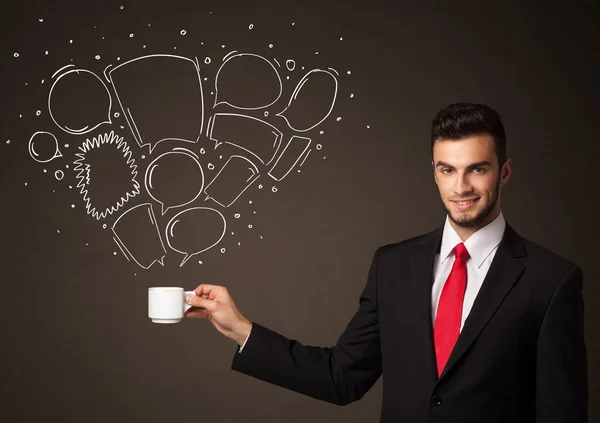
[452,198,479,209]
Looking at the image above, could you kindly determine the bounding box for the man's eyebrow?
[435,160,493,169]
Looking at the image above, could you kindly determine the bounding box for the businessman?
[185,103,588,422]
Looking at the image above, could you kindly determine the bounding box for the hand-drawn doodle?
[276,69,338,132]
[214,53,282,110]
[73,131,140,220]
[268,135,311,181]
[208,113,282,165]
[28,131,62,163]
[48,66,112,135]
[108,54,204,153]
[204,155,259,208]
[112,203,166,269]
[165,207,227,267]
[144,148,205,215]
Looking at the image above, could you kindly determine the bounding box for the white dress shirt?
[431,211,506,332]
[239,211,506,352]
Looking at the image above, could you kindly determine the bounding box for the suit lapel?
[409,224,444,386]
[437,223,526,381]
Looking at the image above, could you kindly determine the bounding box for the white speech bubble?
[28,131,62,163]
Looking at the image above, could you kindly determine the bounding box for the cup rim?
[148,287,184,291]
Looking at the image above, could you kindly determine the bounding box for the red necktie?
[434,242,470,377]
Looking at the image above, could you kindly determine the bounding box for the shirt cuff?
[237,326,252,353]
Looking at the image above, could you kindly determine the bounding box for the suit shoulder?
[375,230,434,258]
[520,236,580,275]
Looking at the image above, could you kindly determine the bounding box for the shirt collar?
[439,211,506,268]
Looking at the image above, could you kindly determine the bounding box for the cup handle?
[183,291,196,313]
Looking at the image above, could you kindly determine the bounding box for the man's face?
[432,134,511,231]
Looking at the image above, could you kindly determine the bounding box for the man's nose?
[454,173,472,194]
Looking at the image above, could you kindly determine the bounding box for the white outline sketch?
[107,54,204,153]
[208,113,282,166]
[276,69,339,132]
[268,135,311,181]
[48,68,112,135]
[165,207,227,267]
[73,131,141,220]
[28,131,62,163]
[214,53,282,110]
[111,202,166,269]
[144,148,205,215]
[204,155,259,208]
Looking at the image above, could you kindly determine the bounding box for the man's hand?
[185,284,252,346]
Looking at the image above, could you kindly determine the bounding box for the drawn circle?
[102,224,107,229]
[114,112,120,118]
[319,131,324,134]
[204,57,211,65]
[55,170,64,180]
[286,60,295,71]
[249,24,254,29]
[221,248,226,253]
[264,111,269,117]
[316,144,322,150]
[129,33,134,38]
[208,163,215,170]
[258,184,263,189]
[336,117,342,121]
[234,213,240,218]
[14,53,19,57]
[36,110,41,116]
[95,55,101,60]
[180,30,187,35]
[29,131,62,163]
[268,44,273,48]
[248,224,253,229]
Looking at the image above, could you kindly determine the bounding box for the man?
[184,103,588,422]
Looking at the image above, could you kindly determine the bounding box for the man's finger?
[193,284,226,298]
[186,294,217,310]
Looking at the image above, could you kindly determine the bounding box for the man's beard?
[445,175,501,228]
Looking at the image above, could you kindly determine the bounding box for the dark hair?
[431,103,506,166]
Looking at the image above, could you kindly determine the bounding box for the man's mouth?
[452,198,479,209]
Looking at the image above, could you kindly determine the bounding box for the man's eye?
[441,168,452,174]
[473,167,485,173]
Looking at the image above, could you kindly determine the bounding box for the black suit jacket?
[231,222,588,422]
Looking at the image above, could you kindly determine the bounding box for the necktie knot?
[454,242,470,261]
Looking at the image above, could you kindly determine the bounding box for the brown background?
[1,0,598,422]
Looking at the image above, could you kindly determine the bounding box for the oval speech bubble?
[144,149,205,215]
[214,53,282,110]
[165,207,227,267]
[28,131,62,163]
[48,68,112,135]
[277,69,338,132]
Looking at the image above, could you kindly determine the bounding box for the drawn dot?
[350,93,354,98]
[95,55,101,60]
[264,111,269,117]
[253,211,256,214]
[210,91,214,95]
[260,235,263,239]
[143,45,146,48]
[238,242,241,246]
[319,130,324,134]
[286,76,290,80]
[69,40,73,44]
[208,163,215,170]
[19,114,22,118]
[219,155,223,159]
[316,144,322,150]
[220,248,226,253]
[340,37,343,41]
[248,224,253,229]
[114,112,120,118]
[102,224,107,229]
[68,185,72,189]
[36,110,41,116]
[6,140,10,144]
[200,148,205,154]
[14,53,19,58]
[39,18,44,22]
[64,144,69,148]
[25,182,28,186]
[180,29,187,35]
[129,33,134,38]
[43,169,47,173]
[336,117,342,121]
[315,51,319,55]
[65,164,69,169]
[198,261,202,264]
[249,200,252,204]
[42,79,45,83]
[249,24,254,29]
[119,125,124,129]
[117,57,120,61]
[268,44,273,48]
[57,229,60,233]
[204,57,211,64]
[286,59,296,71]
[231,232,234,235]
[292,22,295,26]
[258,184,263,189]
[55,170,64,180]
[113,252,117,255]
[221,44,225,48]
[323,156,327,159]
[367,125,370,129]
[234,213,241,218]
[102,37,105,40]
[272,186,278,193]
[347,71,351,75]
[120,5,124,9]
[141,155,146,159]
[203,77,207,81]
[45,51,48,55]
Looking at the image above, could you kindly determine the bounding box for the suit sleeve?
[231,248,383,406]
[536,265,588,422]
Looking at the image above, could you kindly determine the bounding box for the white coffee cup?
[148,287,196,324]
